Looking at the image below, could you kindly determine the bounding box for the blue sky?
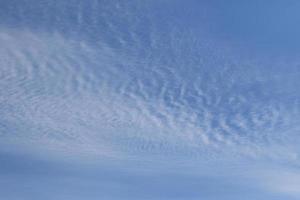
[0,0,300,199]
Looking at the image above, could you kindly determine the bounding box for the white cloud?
[1,26,300,164]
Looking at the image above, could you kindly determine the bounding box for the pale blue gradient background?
[1,0,300,199]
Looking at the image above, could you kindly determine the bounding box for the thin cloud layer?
[1,1,300,199]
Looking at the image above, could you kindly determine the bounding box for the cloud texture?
[1,0,300,199]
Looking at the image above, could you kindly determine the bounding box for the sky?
[0,0,300,199]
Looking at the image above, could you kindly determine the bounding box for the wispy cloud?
[1,26,299,163]
[1,1,300,199]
